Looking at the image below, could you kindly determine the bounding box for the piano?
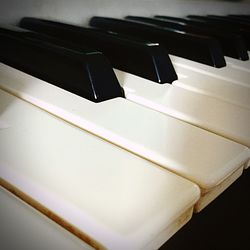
[0,0,250,249]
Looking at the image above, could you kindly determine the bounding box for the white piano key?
[114,69,250,148]
[0,89,200,250]
[0,63,249,212]
[170,55,250,88]
[225,56,250,73]
[175,65,250,109]
[172,66,250,110]
[0,187,94,250]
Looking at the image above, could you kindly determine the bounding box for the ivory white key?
[1,63,250,150]
[173,65,250,110]
[0,89,200,250]
[170,55,250,88]
[114,70,250,148]
[0,187,94,250]
[225,56,250,73]
[0,64,249,212]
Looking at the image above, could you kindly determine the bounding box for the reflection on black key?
[89,16,226,68]
[154,16,204,26]
[19,17,177,84]
[0,25,124,102]
[126,16,249,61]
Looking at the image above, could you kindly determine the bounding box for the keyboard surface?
[0,3,250,249]
[0,88,200,250]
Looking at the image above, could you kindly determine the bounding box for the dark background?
[161,170,250,250]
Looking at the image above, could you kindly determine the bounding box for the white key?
[0,63,249,212]
[115,69,250,148]
[171,55,250,88]
[225,56,250,73]
[173,64,250,110]
[0,89,200,250]
[0,187,94,250]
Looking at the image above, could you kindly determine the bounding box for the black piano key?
[159,15,250,51]
[187,15,250,30]
[228,15,250,22]
[0,25,124,102]
[207,15,250,27]
[20,17,177,84]
[126,16,249,61]
[89,16,226,68]
[226,15,250,23]
[208,15,250,24]
[187,15,250,50]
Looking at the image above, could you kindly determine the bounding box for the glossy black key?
[187,15,250,29]
[126,16,249,61]
[0,25,124,102]
[226,15,250,23]
[228,15,250,22]
[20,17,177,84]
[207,15,250,27]
[89,16,226,68]
[187,15,250,50]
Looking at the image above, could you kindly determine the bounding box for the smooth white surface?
[0,63,249,192]
[173,64,250,110]
[225,56,250,73]
[0,187,94,250]
[115,69,250,148]
[170,55,250,88]
[0,89,200,250]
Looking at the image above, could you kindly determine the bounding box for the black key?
[20,17,177,84]
[89,16,226,68]
[187,15,250,29]
[158,15,250,51]
[126,16,249,61]
[207,15,250,27]
[0,25,124,102]
[187,15,250,50]
[226,15,250,23]
[228,15,250,22]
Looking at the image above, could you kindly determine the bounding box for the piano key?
[156,15,250,50]
[186,15,250,49]
[126,16,249,61]
[0,89,200,250]
[227,15,250,23]
[4,23,250,144]
[1,25,250,145]
[0,25,124,103]
[17,19,178,84]
[207,15,250,26]
[225,55,250,73]
[114,69,250,147]
[89,17,250,86]
[88,16,226,68]
[0,187,94,250]
[17,19,250,109]
[1,63,249,212]
[170,55,250,88]
[0,61,250,212]
[173,66,250,110]
[187,15,250,29]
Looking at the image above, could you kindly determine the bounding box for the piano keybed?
[0,1,250,249]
